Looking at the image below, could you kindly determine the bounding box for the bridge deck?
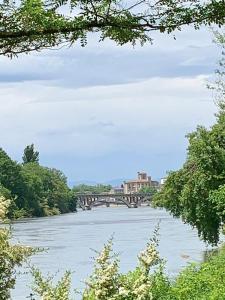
[76,193,153,197]
[76,193,153,210]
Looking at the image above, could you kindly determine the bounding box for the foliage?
[0,184,12,200]
[0,146,76,218]
[31,268,72,300]
[167,246,225,300]
[0,0,225,56]
[0,147,26,209]
[153,113,225,245]
[21,163,77,216]
[83,239,120,300]
[153,32,225,245]
[22,144,39,164]
[139,186,158,195]
[0,197,36,300]
[0,195,10,220]
[83,228,164,300]
[73,184,112,195]
[0,228,36,300]
[209,30,225,102]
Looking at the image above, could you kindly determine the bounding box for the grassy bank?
[167,246,225,300]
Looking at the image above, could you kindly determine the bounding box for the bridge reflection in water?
[76,193,153,210]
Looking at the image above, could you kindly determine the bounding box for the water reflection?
[11,207,210,299]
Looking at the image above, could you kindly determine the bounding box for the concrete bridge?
[76,193,153,210]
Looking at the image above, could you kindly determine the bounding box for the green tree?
[0,184,12,200]
[154,123,225,244]
[22,144,39,164]
[0,146,76,218]
[0,148,26,211]
[43,167,75,214]
[0,0,224,57]
[153,32,225,245]
[139,186,158,195]
[21,163,76,216]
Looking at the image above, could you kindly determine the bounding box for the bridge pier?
[130,203,138,208]
[85,205,91,210]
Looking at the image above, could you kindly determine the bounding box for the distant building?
[123,172,159,194]
[151,180,160,188]
[110,185,124,194]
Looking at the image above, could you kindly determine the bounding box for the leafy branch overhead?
[0,0,225,56]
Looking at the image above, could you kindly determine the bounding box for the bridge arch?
[77,193,153,210]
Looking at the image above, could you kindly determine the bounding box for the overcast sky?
[0,27,220,184]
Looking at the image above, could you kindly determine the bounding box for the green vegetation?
[0,145,76,218]
[153,31,225,245]
[139,186,158,195]
[73,184,112,195]
[22,144,39,164]
[0,197,36,300]
[0,0,225,56]
[31,268,72,300]
[167,247,225,300]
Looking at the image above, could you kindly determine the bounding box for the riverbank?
[157,244,225,299]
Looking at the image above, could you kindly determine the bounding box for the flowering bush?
[83,239,120,300]
[0,195,10,220]
[0,196,35,300]
[30,230,165,300]
[82,228,164,300]
[31,268,72,300]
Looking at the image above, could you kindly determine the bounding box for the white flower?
[0,196,10,220]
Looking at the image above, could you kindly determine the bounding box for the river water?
[11,206,210,299]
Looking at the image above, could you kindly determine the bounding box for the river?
[11,206,210,299]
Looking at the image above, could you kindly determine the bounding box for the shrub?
[0,196,36,299]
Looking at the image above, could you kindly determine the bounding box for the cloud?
[0,74,217,181]
[0,28,219,89]
[0,54,64,83]
[0,26,220,181]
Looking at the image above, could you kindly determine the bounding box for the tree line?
[72,183,112,195]
[0,144,77,218]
